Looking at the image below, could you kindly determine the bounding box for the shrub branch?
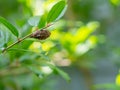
[2,24,52,53]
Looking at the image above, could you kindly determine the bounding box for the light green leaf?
[28,66,44,78]
[0,25,12,48]
[47,0,67,23]
[0,30,5,47]
[28,14,47,29]
[28,16,40,27]
[0,16,19,37]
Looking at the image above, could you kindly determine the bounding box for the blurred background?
[0,0,120,90]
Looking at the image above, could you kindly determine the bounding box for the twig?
[2,33,32,53]
[2,24,52,53]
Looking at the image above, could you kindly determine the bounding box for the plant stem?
[2,24,52,53]
[2,33,32,53]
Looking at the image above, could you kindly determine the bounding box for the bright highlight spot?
[43,0,57,11]
[75,43,90,55]
[88,35,98,48]
[116,73,120,86]
[74,21,100,43]
[41,66,53,75]
[111,0,120,5]
[42,41,55,51]
[33,0,44,15]
[29,42,41,52]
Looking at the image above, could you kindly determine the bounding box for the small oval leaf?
[47,0,67,23]
[0,16,19,37]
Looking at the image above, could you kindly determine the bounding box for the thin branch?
[2,24,53,53]
[2,33,32,53]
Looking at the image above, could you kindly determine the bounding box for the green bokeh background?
[0,0,120,90]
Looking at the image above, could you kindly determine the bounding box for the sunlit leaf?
[0,16,19,37]
[47,0,67,23]
[74,21,100,43]
[116,73,120,86]
[111,0,120,6]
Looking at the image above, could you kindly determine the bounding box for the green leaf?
[28,16,40,27]
[28,14,47,29]
[38,14,47,29]
[0,16,19,37]
[47,0,67,23]
[48,64,71,82]
[54,67,71,82]
[28,65,44,78]
[0,31,5,47]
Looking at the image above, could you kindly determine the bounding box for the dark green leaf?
[38,14,47,29]
[47,0,67,23]
[0,16,19,37]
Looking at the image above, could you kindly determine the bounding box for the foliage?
[0,0,120,90]
[0,16,19,37]
[0,0,70,89]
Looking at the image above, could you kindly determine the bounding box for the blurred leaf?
[111,0,120,6]
[48,64,70,82]
[0,16,19,37]
[28,16,40,27]
[2,31,10,46]
[74,21,100,43]
[39,53,51,61]
[47,0,67,23]
[0,31,5,47]
[0,54,9,68]
[0,25,12,48]
[54,67,70,82]
[116,73,120,86]
[28,65,44,78]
